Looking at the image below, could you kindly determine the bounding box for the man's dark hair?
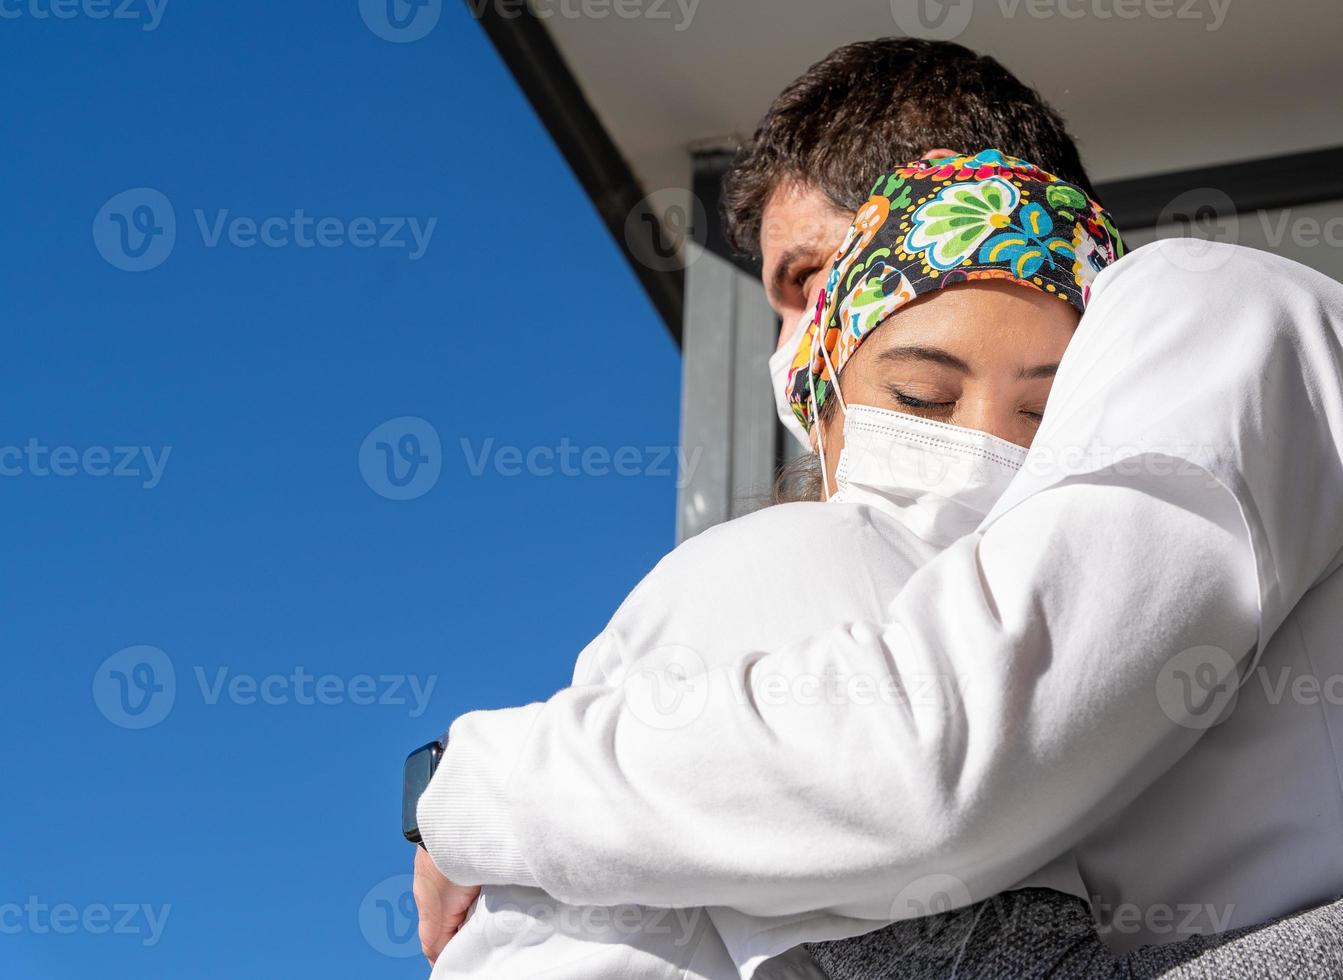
[723,38,1097,258]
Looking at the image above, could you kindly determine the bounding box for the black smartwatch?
[402,737,445,847]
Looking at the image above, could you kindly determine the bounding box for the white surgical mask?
[829,405,1029,547]
[768,311,814,451]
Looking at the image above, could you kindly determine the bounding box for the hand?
[413,846,481,967]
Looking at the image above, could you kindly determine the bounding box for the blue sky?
[1,2,683,976]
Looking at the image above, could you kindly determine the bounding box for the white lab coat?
[422,240,1343,976]
[428,498,1019,978]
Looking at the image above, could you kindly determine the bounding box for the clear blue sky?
[1,2,683,976]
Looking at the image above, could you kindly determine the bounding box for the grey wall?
[675,247,779,542]
[1123,200,1343,283]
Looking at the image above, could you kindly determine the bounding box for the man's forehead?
[760,182,850,258]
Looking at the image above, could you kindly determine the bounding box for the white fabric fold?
[420,241,1343,970]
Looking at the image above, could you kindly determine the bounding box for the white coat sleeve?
[419,242,1343,918]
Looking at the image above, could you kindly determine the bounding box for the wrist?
[417,704,544,887]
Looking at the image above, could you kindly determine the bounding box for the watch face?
[402,740,443,844]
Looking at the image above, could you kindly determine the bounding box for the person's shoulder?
[674,499,925,563]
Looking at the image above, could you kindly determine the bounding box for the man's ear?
[920,147,959,161]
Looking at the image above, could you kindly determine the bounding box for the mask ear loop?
[806,360,832,500]
[819,324,849,417]
[807,319,849,500]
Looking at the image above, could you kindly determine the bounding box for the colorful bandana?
[787,149,1125,432]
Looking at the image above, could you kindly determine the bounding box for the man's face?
[759,182,852,348]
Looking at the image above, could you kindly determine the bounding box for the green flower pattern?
[905,176,1021,271]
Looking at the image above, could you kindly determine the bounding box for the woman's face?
[816,280,1080,493]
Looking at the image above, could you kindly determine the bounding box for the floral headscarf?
[787,149,1125,432]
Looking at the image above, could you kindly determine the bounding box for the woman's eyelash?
[891,389,953,411]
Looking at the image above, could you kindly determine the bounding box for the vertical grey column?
[676,245,779,542]
[728,261,783,516]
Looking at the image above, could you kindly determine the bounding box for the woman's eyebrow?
[877,345,971,373]
[1018,363,1061,380]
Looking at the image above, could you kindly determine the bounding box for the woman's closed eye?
[887,386,955,413]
